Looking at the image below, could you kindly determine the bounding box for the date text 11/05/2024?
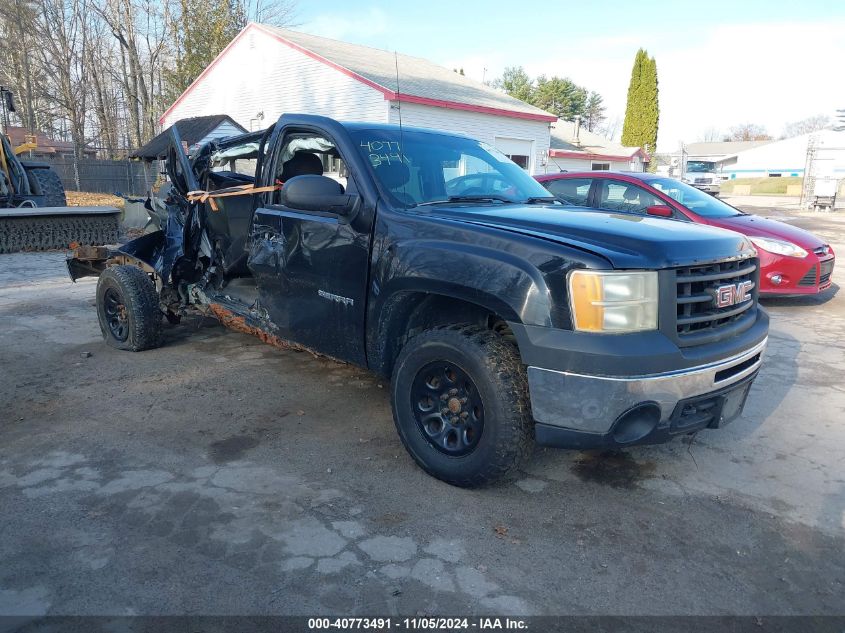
[307,617,528,630]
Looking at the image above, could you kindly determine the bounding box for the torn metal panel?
[246,229,289,279]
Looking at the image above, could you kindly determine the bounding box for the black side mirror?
[281,175,358,215]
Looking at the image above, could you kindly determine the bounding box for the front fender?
[373,239,553,327]
[366,238,560,375]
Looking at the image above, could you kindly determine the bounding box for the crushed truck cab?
[68,114,768,487]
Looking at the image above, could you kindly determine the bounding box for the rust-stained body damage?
[205,302,315,357]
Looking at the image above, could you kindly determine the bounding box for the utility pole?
[676,141,687,180]
[0,86,12,133]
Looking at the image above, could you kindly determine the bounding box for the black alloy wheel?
[411,360,484,456]
[390,325,533,487]
[103,287,129,342]
[95,265,163,351]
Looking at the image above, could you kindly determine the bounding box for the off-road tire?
[26,167,67,207]
[391,325,533,487]
[96,265,162,352]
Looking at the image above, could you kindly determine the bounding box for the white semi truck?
[680,160,721,195]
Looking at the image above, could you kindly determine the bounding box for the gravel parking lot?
[1,203,843,618]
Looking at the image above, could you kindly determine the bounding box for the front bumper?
[759,253,834,295]
[526,336,766,449]
[689,182,720,194]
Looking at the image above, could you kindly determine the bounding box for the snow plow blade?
[0,206,121,254]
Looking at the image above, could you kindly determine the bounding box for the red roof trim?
[549,148,648,161]
[160,22,557,125]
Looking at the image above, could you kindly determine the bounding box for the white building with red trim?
[545,120,648,173]
[160,23,559,174]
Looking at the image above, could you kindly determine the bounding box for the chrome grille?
[675,258,757,344]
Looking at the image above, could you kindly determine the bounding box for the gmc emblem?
[713,281,753,308]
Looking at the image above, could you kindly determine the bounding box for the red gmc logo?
[713,281,754,308]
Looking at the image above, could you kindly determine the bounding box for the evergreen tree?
[165,0,246,101]
[492,66,534,103]
[621,48,659,170]
[491,66,605,125]
[583,91,606,131]
[532,76,587,122]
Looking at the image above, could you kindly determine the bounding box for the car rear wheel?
[96,265,162,351]
[390,325,533,487]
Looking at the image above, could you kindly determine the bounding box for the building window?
[591,162,610,171]
[507,154,530,170]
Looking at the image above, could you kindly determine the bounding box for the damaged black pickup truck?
[68,114,768,487]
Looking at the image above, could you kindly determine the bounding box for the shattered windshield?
[349,128,553,208]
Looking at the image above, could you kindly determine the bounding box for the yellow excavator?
[0,88,119,253]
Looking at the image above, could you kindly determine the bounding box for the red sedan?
[535,171,835,296]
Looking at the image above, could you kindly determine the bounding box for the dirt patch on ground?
[66,191,125,209]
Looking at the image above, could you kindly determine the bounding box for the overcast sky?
[294,0,845,151]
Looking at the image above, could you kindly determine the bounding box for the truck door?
[248,127,372,365]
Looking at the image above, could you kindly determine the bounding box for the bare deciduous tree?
[0,0,297,156]
[699,127,722,142]
[781,114,832,139]
[33,0,93,156]
[727,123,772,142]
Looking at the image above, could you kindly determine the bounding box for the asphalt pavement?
[1,203,843,618]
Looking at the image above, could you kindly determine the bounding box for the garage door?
[495,137,533,172]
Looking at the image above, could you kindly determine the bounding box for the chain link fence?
[43,156,157,196]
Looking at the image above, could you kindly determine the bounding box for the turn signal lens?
[568,270,659,333]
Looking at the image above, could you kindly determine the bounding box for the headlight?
[748,236,808,258]
[568,270,658,333]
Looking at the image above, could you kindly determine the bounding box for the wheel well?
[375,292,516,377]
